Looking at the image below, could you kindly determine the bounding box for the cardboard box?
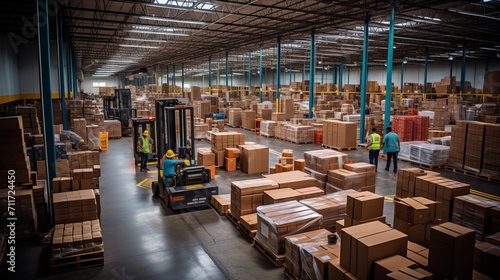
[373,255,418,280]
[210,194,230,214]
[428,222,475,280]
[197,149,215,166]
[393,217,426,242]
[225,148,240,158]
[263,188,302,205]
[395,197,431,224]
[239,213,258,231]
[263,171,317,189]
[346,191,384,221]
[240,144,269,174]
[206,165,216,180]
[224,157,237,172]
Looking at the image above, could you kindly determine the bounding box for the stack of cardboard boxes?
[16,106,41,135]
[230,178,278,221]
[452,194,500,241]
[210,132,245,167]
[392,116,430,142]
[284,229,339,280]
[428,222,475,280]
[52,190,98,224]
[393,197,442,243]
[103,120,122,138]
[196,147,216,179]
[241,110,256,130]
[0,189,37,237]
[285,125,314,144]
[413,175,470,221]
[240,144,269,174]
[263,171,317,190]
[51,219,103,259]
[342,191,385,228]
[299,190,356,232]
[228,108,242,127]
[270,149,294,174]
[224,148,239,172]
[210,194,230,215]
[262,187,323,205]
[303,149,348,190]
[0,117,32,187]
[322,120,357,149]
[259,120,277,137]
[395,168,440,198]
[336,221,409,280]
[255,201,323,256]
[279,98,294,120]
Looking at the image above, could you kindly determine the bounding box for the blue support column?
[181,63,185,98]
[208,57,212,94]
[423,48,428,93]
[359,16,370,143]
[38,0,56,223]
[289,63,292,86]
[248,53,251,95]
[401,61,405,93]
[309,29,315,118]
[450,60,453,90]
[339,59,344,92]
[259,47,263,103]
[56,10,67,129]
[460,43,467,93]
[321,67,324,84]
[276,36,281,112]
[225,51,229,91]
[384,1,396,147]
[347,68,350,84]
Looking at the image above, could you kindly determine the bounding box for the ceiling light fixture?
[448,55,454,60]
[139,16,209,25]
[128,30,189,36]
[119,44,161,49]
[124,38,167,43]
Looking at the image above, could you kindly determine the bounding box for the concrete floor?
[4,127,499,280]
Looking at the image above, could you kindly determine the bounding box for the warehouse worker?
[381,127,400,173]
[162,150,185,188]
[137,130,154,171]
[61,130,85,149]
[365,128,381,172]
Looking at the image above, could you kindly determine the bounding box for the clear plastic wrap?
[451,194,500,241]
[399,141,428,160]
[342,114,360,122]
[408,143,450,166]
[286,125,314,143]
[260,120,277,137]
[256,201,323,256]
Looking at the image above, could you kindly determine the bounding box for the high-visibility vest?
[371,133,381,150]
[142,137,150,153]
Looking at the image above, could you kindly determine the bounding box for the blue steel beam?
[259,47,263,103]
[401,60,405,93]
[334,66,337,85]
[276,36,281,112]
[303,63,306,81]
[384,1,396,146]
[56,10,67,129]
[38,0,57,224]
[309,29,315,118]
[339,59,344,92]
[289,63,292,86]
[359,16,370,143]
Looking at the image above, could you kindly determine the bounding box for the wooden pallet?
[50,249,104,273]
[445,167,500,183]
[253,237,285,267]
[260,134,274,138]
[398,158,446,171]
[224,123,241,128]
[284,267,300,280]
[321,145,357,151]
[237,224,257,242]
[288,141,313,145]
[225,209,239,227]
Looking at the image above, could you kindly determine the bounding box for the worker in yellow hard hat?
[162,149,186,188]
[137,130,154,171]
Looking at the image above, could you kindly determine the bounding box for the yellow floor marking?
[136,178,148,187]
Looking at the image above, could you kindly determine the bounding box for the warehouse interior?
[1,0,500,280]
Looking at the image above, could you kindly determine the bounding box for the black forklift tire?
[152,181,159,196]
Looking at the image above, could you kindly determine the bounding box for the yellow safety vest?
[371,133,381,150]
[142,137,150,153]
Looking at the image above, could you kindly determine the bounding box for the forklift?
[132,117,157,165]
[103,89,137,136]
[151,99,218,210]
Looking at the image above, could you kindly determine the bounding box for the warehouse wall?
[0,36,69,104]
[0,34,20,100]
[81,76,122,94]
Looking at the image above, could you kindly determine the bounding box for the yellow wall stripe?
[0,92,74,104]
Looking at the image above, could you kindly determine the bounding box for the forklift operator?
[162,150,187,188]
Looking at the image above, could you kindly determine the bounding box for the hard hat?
[80,139,85,143]
[165,149,175,158]
[184,160,191,167]
[143,130,149,137]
